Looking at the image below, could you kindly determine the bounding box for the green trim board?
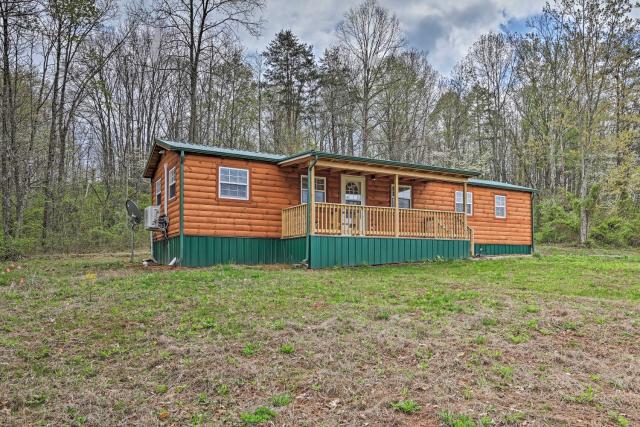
[474,244,532,256]
[309,235,470,268]
[179,150,185,265]
[153,236,306,267]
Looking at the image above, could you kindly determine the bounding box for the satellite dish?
[126,200,142,225]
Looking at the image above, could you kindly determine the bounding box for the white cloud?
[240,0,546,74]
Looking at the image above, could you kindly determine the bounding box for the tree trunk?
[1,11,13,238]
[42,30,62,246]
[579,141,588,245]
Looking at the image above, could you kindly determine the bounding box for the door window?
[344,181,362,205]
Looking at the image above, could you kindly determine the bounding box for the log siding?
[151,151,532,250]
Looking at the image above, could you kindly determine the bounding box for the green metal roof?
[469,178,535,193]
[144,140,535,192]
[157,139,285,162]
[143,139,285,177]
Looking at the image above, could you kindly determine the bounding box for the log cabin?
[143,139,534,268]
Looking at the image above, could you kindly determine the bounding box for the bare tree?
[154,0,263,145]
[462,32,517,181]
[337,0,402,156]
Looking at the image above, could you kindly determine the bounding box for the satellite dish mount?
[125,200,143,263]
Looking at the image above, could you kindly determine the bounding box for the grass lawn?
[1,246,639,426]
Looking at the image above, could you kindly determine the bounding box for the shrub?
[535,199,579,244]
[0,237,35,261]
[590,215,640,247]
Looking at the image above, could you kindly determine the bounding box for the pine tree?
[263,30,318,153]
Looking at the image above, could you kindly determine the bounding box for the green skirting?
[310,236,470,269]
[153,236,180,265]
[474,244,532,256]
[153,236,531,268]
[153,236,306,267]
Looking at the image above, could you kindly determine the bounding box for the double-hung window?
[155,179,162,206]
[168,168,176,199]
[495,195,506,218]
[391,185,412,208]
[301,175,326,203]
[455,191,473,215]
[219,167,249,200]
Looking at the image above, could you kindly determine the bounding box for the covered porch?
[278,152,477,259]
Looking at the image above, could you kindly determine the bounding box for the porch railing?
[282,202,473,241]
[282,204,308,238]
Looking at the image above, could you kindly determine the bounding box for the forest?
[0,0,638,258]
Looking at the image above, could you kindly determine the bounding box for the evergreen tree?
[263,30,318,153]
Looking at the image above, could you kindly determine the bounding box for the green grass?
[239,406,277,424]
[278,343,294,354]
[271,393,292,407]
[608,411,630,427]
[439,410,475,427]
[390,399,420,414]
[1,247,639,425]
[566,385,597,404]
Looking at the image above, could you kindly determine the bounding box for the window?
[301,175,326,203]
[168,167,176,199]
[455,191,473,215]
[155,179,162,206]
[219,167,249,200]
[391,185,412,209]
[495,195,506,218]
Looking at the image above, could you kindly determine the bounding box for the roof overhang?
[278,151,480,183]
[469,178,536,193]
[143,141,168,178]
[143,139,285,178]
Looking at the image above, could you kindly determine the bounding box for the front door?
[340,175,366,235]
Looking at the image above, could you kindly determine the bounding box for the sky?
[240,0,547,75]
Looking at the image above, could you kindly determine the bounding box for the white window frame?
[219,166,250,200]
[455,191,473,215]
[300,175,326,203]
[168,167,176,200]
[495,195,507,218]
[155,179,162,206]
[391,184,412,209]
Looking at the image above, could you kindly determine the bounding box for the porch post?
[394,174,399,237]
[462,181,468,229]
[463,180,473,256]
[309,162,316,235]
[179,150,184,265]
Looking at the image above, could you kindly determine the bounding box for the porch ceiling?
[280,154,475,183]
